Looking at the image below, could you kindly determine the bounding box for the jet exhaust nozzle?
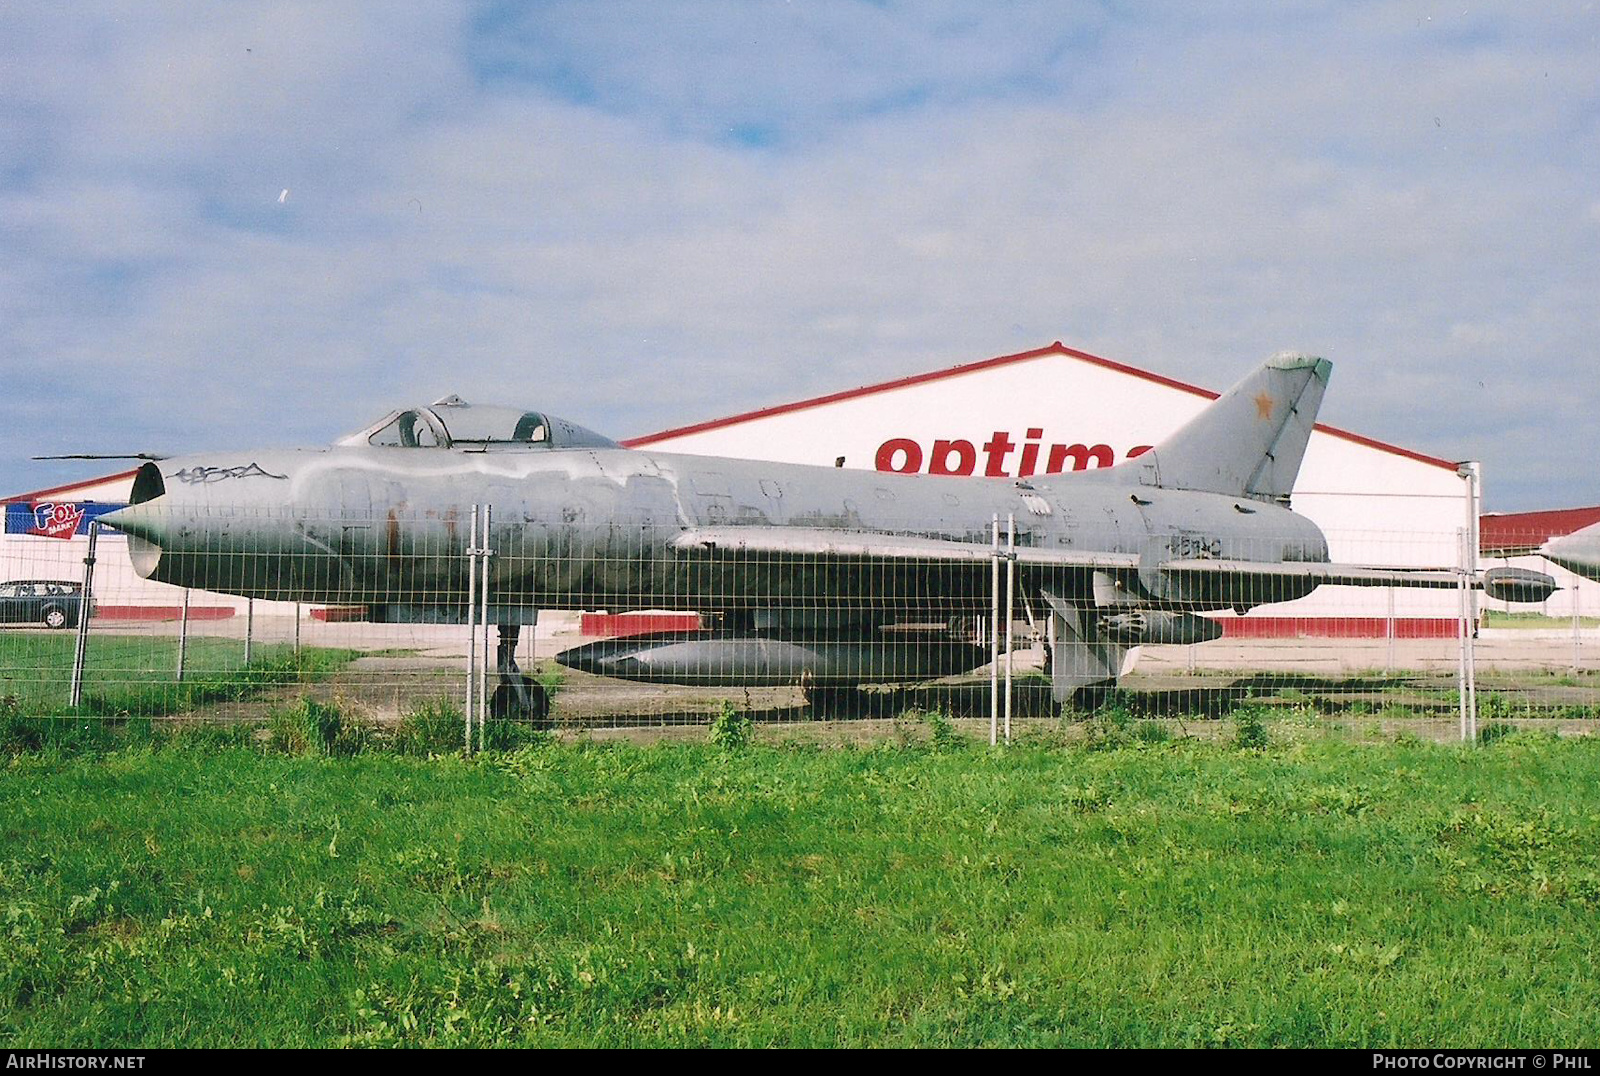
[1100,610,1225,647]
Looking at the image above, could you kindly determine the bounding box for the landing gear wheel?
[525,679,551,724]
[492,676,551,727]
[487,621,552,729]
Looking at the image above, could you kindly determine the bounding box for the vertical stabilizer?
[1119,352,1330,503]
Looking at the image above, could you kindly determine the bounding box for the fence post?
[177,588,191,683]
[465,504,479,754]
[1004,513,1015,745]
[1573,581,1582,675]
[1464,462,1481,743]
[478,504,494,754]
[989,514,1000,747]
[1385,586,1396,673]
[245,598,254,666]
[68,521,100,708]
[1456,527,1478,744]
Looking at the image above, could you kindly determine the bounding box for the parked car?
[0,579,95,629]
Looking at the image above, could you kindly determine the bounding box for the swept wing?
[669,526,1554,603]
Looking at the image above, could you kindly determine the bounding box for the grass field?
[1482,610,1600,630]
[0,632,357,717]
[2,718,1597,1047]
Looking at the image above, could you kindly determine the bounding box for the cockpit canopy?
[336,395,619,451]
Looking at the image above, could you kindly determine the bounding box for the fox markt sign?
[3,501,126,540]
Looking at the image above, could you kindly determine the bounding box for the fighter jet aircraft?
[101,353,1553,718]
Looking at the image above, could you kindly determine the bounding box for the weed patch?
[1231,706,1271,750]
[708,702,753,751]
[268,698,363,757]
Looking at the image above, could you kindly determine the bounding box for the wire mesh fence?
[1,504,1594,747]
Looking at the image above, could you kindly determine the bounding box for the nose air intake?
[130,462,166,505]
[102,462,169,580]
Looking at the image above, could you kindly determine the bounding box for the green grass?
[1483,610,1600,630]
[2,726,1597,1047]
[0,632,357,717]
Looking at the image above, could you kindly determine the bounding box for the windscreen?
[367,410,442,447]
[434,408,547,445]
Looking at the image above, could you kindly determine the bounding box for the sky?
[2,1,1596,511]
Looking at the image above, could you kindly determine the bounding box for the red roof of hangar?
[1,468,141,505]
[622,341,1460,471]
[1481,505,1600,556]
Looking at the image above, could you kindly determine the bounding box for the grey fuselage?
[111,437,1330,620]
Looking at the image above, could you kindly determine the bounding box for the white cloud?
[1,2,1597,511]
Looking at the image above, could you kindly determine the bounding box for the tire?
[42,607,68,630]
[491,676,551,727]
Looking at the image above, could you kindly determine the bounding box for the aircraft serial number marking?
[1168,534,1223,558]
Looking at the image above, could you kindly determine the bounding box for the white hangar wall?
[628,343,1474,633]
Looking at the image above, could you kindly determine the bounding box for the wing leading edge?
[669,526,1139,570]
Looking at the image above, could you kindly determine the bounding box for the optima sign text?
[874,429,1152,478]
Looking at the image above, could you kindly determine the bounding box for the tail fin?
[1120,351,1330,503]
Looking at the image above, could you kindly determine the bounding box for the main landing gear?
[489,623,551,726]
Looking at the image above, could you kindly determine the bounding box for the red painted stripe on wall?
[311,606,368,623]
[1219,617,1461,640]
[93,606,237,622]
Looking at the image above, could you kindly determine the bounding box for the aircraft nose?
[98,455,303,585]
[98,460,173,541]
[1541,527,1600,580]
[97,501,170,579]
[98,501,164,542]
